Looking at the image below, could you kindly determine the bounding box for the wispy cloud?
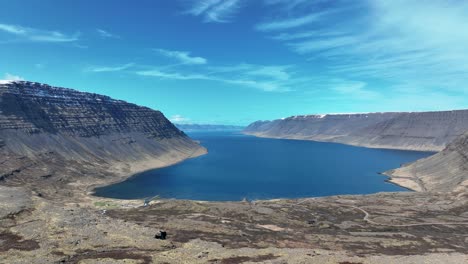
[271,30,346,41]
[256,10,332,31]
[0,24,25,34]
[257,0,468,102]
[245,65,291,81]
[136,64,294,92]
[88,48,296,91]
[137,69,208,80]
[86,63,135,73]
[3,73,24,81]
[263,0,310,10]
[73,43,88,49]
[289,36,357,54]
[330,80,379,100]
[170,114,191,123]
[96,29,120,39]
[185,0,243,23]
[208,64,292,81]
[0,23,79,42]
[155,49,207,65]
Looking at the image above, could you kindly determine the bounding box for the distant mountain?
[384,132,468,193]
[176,124,244,132]
[244,111,468,151]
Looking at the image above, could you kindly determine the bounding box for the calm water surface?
[94,132,433,201]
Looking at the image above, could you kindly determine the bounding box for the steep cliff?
[244,111,468,151]
[385,132,468,193]
[0,81,205,189]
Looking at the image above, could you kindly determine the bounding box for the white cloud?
[137,69,209,80]
[226,79,289,92]
[4,73,24,81]
[246,66,291,81]
[170,114,191,123]
[0,23,79,42]
[185,0,243,23]
[155,49,207,65]
[0,73,24,84]
[331,80,379,100]
[86,63,135,73]
[0,24,26,34]
[96,29,120,39]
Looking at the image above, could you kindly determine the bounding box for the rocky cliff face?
[385,132,468,193]
[0,81,184,137]
[0,81,205,189]
[244,111,468,151]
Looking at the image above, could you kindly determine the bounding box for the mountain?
[176,123,244,132]
[244,111,468,151]
[384,132,468,193]
[0,81,205,192]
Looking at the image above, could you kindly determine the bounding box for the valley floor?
[0,149,467,263]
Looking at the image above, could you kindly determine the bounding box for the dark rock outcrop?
[154,230,167,240]
[244,111,468,151]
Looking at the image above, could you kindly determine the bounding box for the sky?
[0,0,467,125]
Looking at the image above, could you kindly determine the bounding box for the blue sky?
[1,0,467,125]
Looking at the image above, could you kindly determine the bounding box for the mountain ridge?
[244,110,468,152]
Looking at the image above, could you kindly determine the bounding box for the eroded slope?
[385,132,468,193]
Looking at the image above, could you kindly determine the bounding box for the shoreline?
[243,132,441,153]
[382,171,425,192]
[85,146,208,197]
[378,172,419,192]
[383,178,418,192]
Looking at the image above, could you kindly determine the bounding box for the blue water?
[94,132,433,201]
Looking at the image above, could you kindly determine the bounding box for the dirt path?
[296,198,468,227]
[350,205,468,227]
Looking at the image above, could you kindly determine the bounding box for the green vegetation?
[94,201,119,208]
